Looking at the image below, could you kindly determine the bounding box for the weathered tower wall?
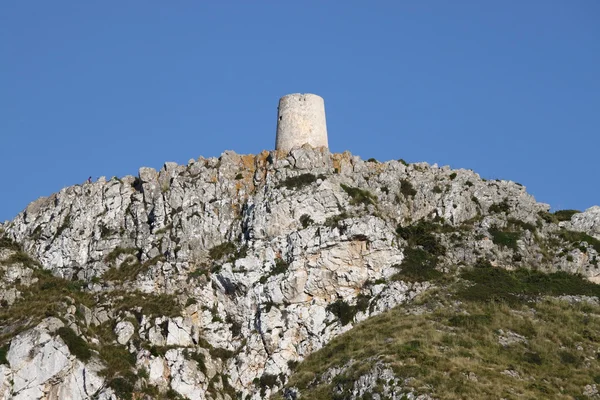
[275,93,328,152]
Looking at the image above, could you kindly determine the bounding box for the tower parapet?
[275,93,328,152]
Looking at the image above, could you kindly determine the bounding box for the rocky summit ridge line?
[0,146,599,399]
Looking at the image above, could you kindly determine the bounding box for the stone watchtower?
[275,93,329,152]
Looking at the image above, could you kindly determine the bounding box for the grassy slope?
[276,267,600,400]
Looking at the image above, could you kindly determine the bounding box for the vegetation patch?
[399,179,417,197]
[539,209,582,224]
[489,199,510,214]
[299,214,314,228]
[208,242,247,264]
[488,227,521,251]
[392,247,442,283]
[340,184,377,206]
[110,291,182,318]
[277,293,600,400]
[507,218,536,232]
[0,269,95,341]
[57,326,92,361]
[323,212,350,229]
[326,295,370,326]
[0,250,41,268]
[259,258,289,284]
[103,254,165,281]
[558,229,600,254]
[554,209,581,221]
[458,264,600,304]
[395,220,448,256]
[0,345,8,365]
[277,173,325,190]
[105,247,139,265]
[0,236,21,252]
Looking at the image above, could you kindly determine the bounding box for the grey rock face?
[0,147,598,399]
[563,206,600,240]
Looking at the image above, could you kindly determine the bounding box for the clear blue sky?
[1,1,599,222]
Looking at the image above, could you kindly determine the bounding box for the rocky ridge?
[0,146,599,399]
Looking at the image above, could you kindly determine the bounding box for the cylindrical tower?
[275,93,328,152]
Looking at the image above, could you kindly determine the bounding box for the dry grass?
[278,295,600,400]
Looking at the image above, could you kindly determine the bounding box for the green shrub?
[0,345,8,365]
[324,212,350,229]
[553,209,581,221]
[57,327,92,361]
[272,258,288,275]
[395,221,447,256]
[558,350,579,365]
[367,158,379,163]
[523,351,543,365]
[340,184,377,206]
[458,264,600,304]
[277,173,325,190]
[398,159,409,166]
[235,173,243,180]
[107,374,137,400]
[299,214,314,228]
[507,218,536,232]
[399,179,417,197]
[209,346,235,360]
[558,230,600,254]
[489,227,521,251]
[392,247,442,283]
[449,172,457,180]
[327,300,357,326]
[489,199,510,214]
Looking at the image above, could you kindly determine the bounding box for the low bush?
[399,179,417,197]
[277,173,325,190]
[489,199,510,214]
[326,300,356,326]
[558,229,600,254]
[324,212,350,229]
[392,247,443,283]
[340,184,377,206]
[57,327,92,361]
[553,209,581,221]
[458,264,600,304]
[396,221,447,256]
[489,227,521,251]
[0,345,8,365]
[299,214,314,228]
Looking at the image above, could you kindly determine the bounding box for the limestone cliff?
[0,147,598,399]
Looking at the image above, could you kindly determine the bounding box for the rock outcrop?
[0,146,598,399]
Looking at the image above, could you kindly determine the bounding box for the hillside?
[0,146,599,399]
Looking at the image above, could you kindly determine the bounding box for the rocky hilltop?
[0,147,599,399]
